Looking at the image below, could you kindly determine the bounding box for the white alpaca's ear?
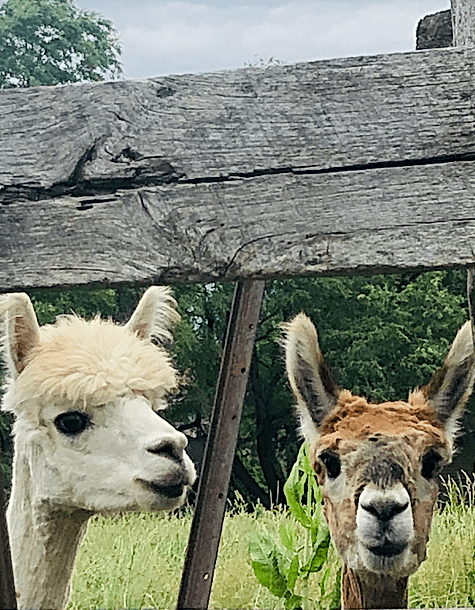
[421,320,475,444]
[0,293,40,377]
[125,286,180,345]
[282,313,339,444]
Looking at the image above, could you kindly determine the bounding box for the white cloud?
[108,0,450,78]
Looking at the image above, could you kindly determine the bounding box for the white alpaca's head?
[0,287,196,515]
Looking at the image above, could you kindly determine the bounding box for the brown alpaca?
[283,313,475,610]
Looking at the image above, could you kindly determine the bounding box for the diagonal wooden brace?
[176,279,265,610]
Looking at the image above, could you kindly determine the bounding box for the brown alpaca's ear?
[282,313,339,444]
[125,286,180,345]
[0,293,40,377]
[421,321,475,443]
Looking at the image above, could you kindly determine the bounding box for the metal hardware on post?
[176,279,265,610]
[0,466,16,610]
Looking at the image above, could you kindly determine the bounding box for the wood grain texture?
[2,160,475,290]
[2,47,475,197]
[451,0,475,47]
[416,10,452,50]
[2,46,475,288]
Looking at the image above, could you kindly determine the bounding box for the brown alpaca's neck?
[342,564,408,609]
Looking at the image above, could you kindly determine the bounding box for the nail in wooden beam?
[0,465,16,610]
[176,279,265,610]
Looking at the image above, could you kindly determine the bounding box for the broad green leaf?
[287,554,300,591]
[279,522,296,554]
[251,560,288,599]
[284,469,311,527]
[284,590,303,610]
[299,528,331,577]
[249,531,289,598]
[284,443,317,527]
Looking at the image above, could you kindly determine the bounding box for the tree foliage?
[164,270,469,505]
[0,0,122,88]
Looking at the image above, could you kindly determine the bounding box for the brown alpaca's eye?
[54,411,91,436]
[319,451,341,479]
[421,449,442,480]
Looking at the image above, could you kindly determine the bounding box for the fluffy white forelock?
[4,314,178,419]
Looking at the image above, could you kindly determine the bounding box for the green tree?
[0,0,122,88]
[229,271,469,505]
[166,271,470,506]
[0,0,122,485]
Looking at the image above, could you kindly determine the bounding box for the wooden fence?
[0,0,474,608]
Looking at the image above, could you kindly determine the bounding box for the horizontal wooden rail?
[2,48,475,194]
[2,160,475,290]
[2,46,475,289]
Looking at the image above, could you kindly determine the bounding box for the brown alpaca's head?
[283,313,475,579]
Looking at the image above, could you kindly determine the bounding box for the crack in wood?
[2,151,475,205]
[224,233,286,276]
[67,138,101,185]
[299,217,475,239]
[109,111,135,126]
[137,191,162,233]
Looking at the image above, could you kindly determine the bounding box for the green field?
[68,480,475,610]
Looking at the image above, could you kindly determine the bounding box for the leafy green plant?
[249,443,341,609]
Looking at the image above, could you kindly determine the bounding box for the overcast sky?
[70,1,451,78]
[71,0,450,79]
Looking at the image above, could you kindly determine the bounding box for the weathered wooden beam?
[2,47,475,199]
[177,279,265,610]
[2,160,475,290]
[2,47,475,288]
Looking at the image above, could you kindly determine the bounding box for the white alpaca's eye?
[54,411,91,436]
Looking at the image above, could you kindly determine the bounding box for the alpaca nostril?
[361,499,409,522]
[147,440,183,463]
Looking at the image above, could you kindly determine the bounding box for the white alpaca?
[0,287,196,610]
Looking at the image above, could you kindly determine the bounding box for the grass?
[68,478,475,610]
[409,475,475,608]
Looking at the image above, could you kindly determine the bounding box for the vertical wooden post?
[451,0,475,46]
[467,271,475,349]
[176,279,265,610]
[453,0,475,340]
[0,466,16,610]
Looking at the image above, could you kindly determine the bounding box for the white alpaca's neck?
[7,450,91,610]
